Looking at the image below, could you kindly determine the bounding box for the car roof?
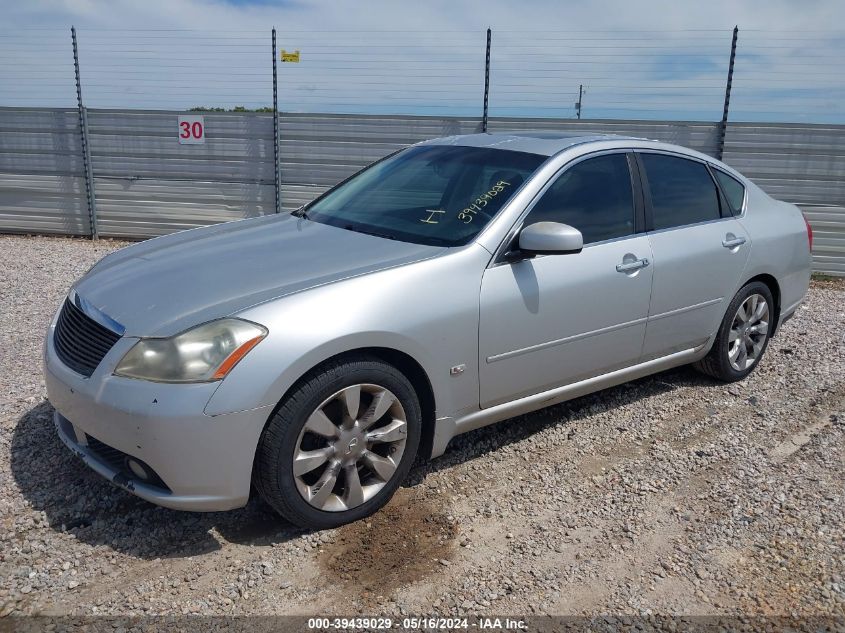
[416,131,748,182]
[420,132,679,158]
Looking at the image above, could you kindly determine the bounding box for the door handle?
[722,236,747,248]
[616,258,650,273]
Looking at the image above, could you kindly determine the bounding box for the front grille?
[53,299,121,377]
[85,434,170,492]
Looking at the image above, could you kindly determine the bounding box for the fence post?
[576,84,583,119]
[717,26,739,161]
[272,28,281,214]
[71,26,98,239]
[482,28,491,132]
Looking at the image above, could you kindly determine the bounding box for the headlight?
[114,319,267,383]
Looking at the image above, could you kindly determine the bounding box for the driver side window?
[524,153,636,244]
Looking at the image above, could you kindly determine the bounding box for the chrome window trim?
[645,214,738,237]
[628,145,747,217]
[632,147,711,164]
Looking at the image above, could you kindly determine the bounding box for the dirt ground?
[1,236,843,620]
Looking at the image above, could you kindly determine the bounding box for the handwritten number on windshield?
[457,181,511,224]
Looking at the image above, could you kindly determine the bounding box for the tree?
[189,105,273,112]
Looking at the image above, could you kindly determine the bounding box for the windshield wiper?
[291,205,309,219]
[343,224,398,241]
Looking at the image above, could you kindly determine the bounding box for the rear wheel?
[694,281,774,382]
[254,356,421,530]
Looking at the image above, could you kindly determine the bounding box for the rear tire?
[694,281,774,382]
[254,355,421,530]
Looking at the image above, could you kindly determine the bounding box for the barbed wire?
[0,28,842,122]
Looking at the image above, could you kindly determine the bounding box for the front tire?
[694,281,774,382]
[254,355,421,530]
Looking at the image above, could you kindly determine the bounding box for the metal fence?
[1,106,843,275]
[88,110,275,238]
[722,122,845,276]
[0,26,843,274]
[0,109,90,235]
[5,27,844,123]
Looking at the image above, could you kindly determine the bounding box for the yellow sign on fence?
[280,50,300,63]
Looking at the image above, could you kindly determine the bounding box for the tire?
[694,281,775,382]
[253,355,421,530]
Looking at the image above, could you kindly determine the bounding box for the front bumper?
[44,318,273,512]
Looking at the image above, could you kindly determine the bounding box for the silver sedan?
[44,133,812,529]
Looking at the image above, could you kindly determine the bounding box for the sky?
[1,0,844,123]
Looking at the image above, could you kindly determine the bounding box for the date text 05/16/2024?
[307,617,528,630]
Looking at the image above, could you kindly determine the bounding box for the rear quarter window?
[714,169,746,214]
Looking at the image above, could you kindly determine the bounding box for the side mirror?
[518,221,583,255]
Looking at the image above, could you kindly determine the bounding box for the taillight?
[803,213,813,251]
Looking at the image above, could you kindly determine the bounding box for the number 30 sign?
[178,115,205,144]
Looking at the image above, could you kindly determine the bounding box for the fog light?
[126,457,150,481]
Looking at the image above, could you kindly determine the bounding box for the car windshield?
[301,145,547,247]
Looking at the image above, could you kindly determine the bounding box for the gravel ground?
[1,234,843,619]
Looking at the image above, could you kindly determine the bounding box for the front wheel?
[694,281,775,382]
[253,356,421,530]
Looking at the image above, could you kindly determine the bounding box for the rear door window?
[640,154,722,230]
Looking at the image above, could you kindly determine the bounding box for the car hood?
[73,214,446,337]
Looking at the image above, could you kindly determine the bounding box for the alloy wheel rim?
[292,384,407,512]
[728,293,770,371]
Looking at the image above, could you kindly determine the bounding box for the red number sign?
[177,116,205,144]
